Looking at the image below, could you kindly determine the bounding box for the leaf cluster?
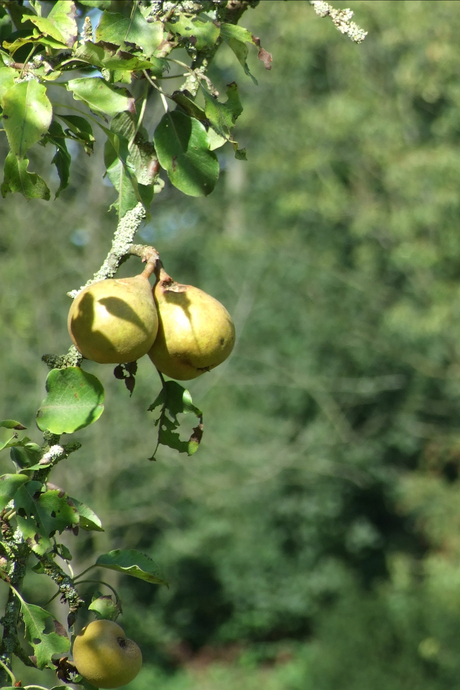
[0,0,270,214]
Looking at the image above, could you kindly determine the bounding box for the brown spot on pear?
[68,274,158,364]
[148,276,235,380]
[72,619,142,689]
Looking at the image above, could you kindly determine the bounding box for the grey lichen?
[310,1,367,44]
[68,202,147,298]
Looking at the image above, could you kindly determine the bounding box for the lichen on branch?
[309,0,367,43]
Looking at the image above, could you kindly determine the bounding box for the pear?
[148,272,235,380]
[73,619,142,689]
[68,273,158,364]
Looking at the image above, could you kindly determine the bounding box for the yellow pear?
[148,274,235,380]
[68,274,158,364]
[72,619,142,689]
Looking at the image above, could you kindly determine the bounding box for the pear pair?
[68,268,235,380]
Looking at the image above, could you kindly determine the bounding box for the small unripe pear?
[148,274,235,380]
[73,619,142,689]
[68,274,158,364]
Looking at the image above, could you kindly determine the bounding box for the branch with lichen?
[68,202,147,299]
[309,1,367,43]
[0,530,33,685]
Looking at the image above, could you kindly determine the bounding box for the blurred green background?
[4,1,460,688]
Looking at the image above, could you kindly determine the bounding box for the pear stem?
[129,244,159,275]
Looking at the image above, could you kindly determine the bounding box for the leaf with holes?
[14,483,79,555]
[12,589,70,669]
[149,380,203,458]
[1,152,50,200]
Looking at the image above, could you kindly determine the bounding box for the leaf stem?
[74,579,121,605]
[0,657,15,684]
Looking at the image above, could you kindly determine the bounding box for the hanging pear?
[68,272,158,364]
[148,271,235,380]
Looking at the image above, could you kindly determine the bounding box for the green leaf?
[1,80,53,159]
[104,130,139,218]
[0,434,29,453]
[171,90,207,122]
[14,480,51,554]
[67,77,135,118]
[43,121,71,198]
[12,590,70,669]
[111,112,159,183]
[0,474,29,511]
[56,114,95,155]
[79,0,113,7]
[2,31,36,57]
[89,595,119,620]
[0,66,16,101]
[0,6,13,44]
[1,151,51,200]
[166,13,220,51]
[36,367,105,434]
[56,542,73,561]
[153,110,219,197]
[104,112,157,216]
[47,0,78,48]
[23,15,68,47]
[10,441,42,469]
[37,488,80,534]
[220,23,258,84]
[14,483,79,555]
[203,82,243,138]
[70,496,104,532]
[96,549,168,586]
[0,419,26,430]
[149,380,203,458]
[74,41,153,73]
[95,10,164,57]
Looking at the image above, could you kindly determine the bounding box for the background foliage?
[3,0,460,688]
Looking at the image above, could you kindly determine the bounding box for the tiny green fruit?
[73,619,142,689]
[68,274,158,364]
[148,272,235,380]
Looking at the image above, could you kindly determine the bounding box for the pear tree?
[0,1,366,688]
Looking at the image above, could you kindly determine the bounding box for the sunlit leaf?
[95,10,164,57]
[0,66,15,101]
[221,23,258,84]
[36,367,105,434]
[96,549,168,586]
[0,419,26,430]
[166,12,220,51]
[1,80,52,159]
[67,77,135,118]
[23,14,68,46]
[70,496,104,532]
[47,0,78,48]
[89,595,119,620]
